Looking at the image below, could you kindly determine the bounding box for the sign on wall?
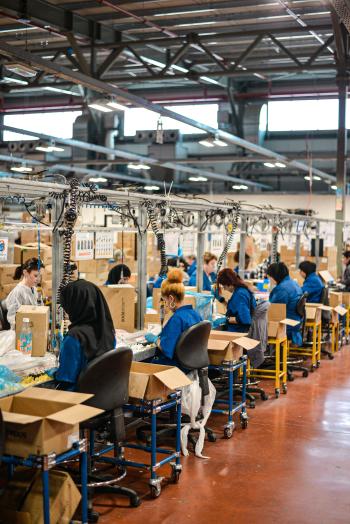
[95,231,114,259]
[75,232,94,260]
[0,238,8,261]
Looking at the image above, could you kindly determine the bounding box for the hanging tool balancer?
[216,202,241,275]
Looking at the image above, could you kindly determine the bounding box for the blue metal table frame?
[90,391,182,499]
[0,438,88,524]
[209,355,248,438]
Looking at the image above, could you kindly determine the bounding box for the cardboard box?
[41,280,52,298]
[267,303,300,339]
[319,270,336,284]
[41,264,52,281]
[100,284,136,332]
[0,263,17,284]
[329,291,343,307]
[0,469,81,524]
[14,244,23,265]
[305,303,325,323]
[20,229,38,245]
[208,331,257,365]
[15,305,50,357]
[128,361,191,401]
[341,292,350,306]
[334,305,347,317]
[0,282,16,300]
[0,387,102,457]
[78,259,97,273]
[22,244,52,266]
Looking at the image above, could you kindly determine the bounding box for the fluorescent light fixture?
[177,21,216,27]
[88,102,113,113]
[36,142,65,153]
[44,86,81,96]
[200,76,220,85]
[0,76,28,85]
[313,175,321,181]
[213,138,228,147]
[89,176,107,183]
[127,163,151,170]
[144,185,160,191]
[264,162,275,168]
[199,139,215,148]
[304,176,311,180]
[5,63,36,78]
[106,100,128,111]
[275,162,286,168]
[331,185,337,190]
[11,165,33,173]
[154,8,214,16]
[232,184,248,190]
[189,176,208,182]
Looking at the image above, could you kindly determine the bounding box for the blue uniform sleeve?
[56,335,87,387]
[228,290,252,325]
[159,315,183,360]
[188,272,196,287]
[270,286,289,304]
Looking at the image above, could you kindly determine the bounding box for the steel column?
[238,215,247,278]
[197,211,206,292]
[136,206,147,329]
[295,233,301,268]
[315,222,320,269]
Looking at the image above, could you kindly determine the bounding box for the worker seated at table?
[145,268,202,369]
[299,261,324,303]
[267,262,302,346]
[55,279,116,391]
[216,268,256,332]
[188,252,217,292]
[185,255,197,277]
[153,257,178,289]
[341,251,350,291]
[106,263,131,285]
[6,257,44,329]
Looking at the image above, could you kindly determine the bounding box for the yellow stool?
[345,306,350,340]
[247,336,288,398]
[289,319,321,371]
[330,320,340,354]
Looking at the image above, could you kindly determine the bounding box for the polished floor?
[95,347,350,524]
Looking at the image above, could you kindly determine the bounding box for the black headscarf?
[61,279,115,361]
[107,264,131,285]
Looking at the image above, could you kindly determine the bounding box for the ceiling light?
[213,138,228,147]
[127,163,151,170]
[232,184,248,190]
[144,185,160,191]
[313,175,321,181]
[154,8,215,16]
[275,162,286,168]
[304,176,311,181]
[0,76,28,86]
[10,165,33,173]
[199,139,215,148]
[331,185,337,190]
[200,76,220,85]
[264,162,275,168]
[189,176,208,182]
[106,100,128,111]
[89,176,107,183]
[5,63,36,78]
[35,141,65,153]
[88,102,113,113]
[44,86,81,96]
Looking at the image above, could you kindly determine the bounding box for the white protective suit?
[5,283,38,328]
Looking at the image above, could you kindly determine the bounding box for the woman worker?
[6,257,44,328]
[189,252,217,292]
[106,263,131,285]
[145,268,202,368]
[216,268,256,332]
[55,279,115,390]
[267,262,303,346]
[299,261,324,303]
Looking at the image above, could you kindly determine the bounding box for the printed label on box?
[0,238,8,261]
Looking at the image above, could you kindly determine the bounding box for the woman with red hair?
[216,268,256,332]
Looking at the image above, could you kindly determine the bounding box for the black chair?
[0,408,4,460]
[287,293,310,380]
[0,301,10,331]
[76,347,140,522]
[137,320,217,445]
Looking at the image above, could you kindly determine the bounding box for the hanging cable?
[216,202,241,274]
[144,200,167,277]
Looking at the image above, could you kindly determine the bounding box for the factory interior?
[0,1,349,523]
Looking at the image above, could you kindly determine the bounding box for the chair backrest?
[76,347,132,411]
[0,301,10,331]
[174,320,210,370]
[296,292,308,317]
[0,408,4,460]
[320,286,329,305]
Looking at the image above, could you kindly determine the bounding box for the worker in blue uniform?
[145,268,202,369]
[216,268,256,332]
[153,257,178,289]
[188,252,217,292]
[185,255,197,277]
[299,261,324,303]
[267,262,303,346]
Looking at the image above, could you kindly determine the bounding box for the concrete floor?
[94,347,350,524]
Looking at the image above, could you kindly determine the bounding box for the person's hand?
[213,285,225,303]
[145,333,158,344]
[227,316,237,324]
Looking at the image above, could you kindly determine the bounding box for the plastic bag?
[0,330,16,357]
[180,371,216,459]
[0,364,21,383]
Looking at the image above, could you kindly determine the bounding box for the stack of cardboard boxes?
[0,264,17,300]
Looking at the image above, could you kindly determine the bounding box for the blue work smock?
[188,271,212,292]
[153,275,166,289]
[269,275,302,345]
[302,272,324,304]
[55,335,87,391]
[226,286,257,332]
[153,305,202,369]
[188,261,197,277]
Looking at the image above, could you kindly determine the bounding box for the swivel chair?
[76,347,140,522]
[287,293,310,380]
[0,301,10,331]
[137,320,217,446]
[0,408,4,460]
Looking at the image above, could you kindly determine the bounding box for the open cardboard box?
[208,331,258,365]
[267,303,300,339]
[341,292,350,307]
[319,270,335,284]
[305,303,331,323]
[328,291,343,308]
[0,388,102,457]
[100,284,136,332]
[128,361,191,401]
[16,305,50,357]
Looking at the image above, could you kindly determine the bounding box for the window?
[266,99,344,132]
[3,110,82,141]
[123,103,218,136]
